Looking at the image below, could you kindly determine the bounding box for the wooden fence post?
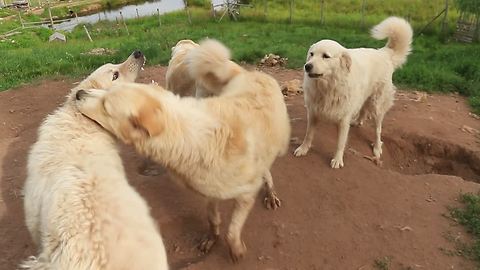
[289,0,293,23]
[157,8,161,27]
[48,6,54,28]
[211,3,216,18]
[119,11,129,35]
[361,0,366,28]
[83,25,93,42]
[441,0,448,34]
[264,0,268,18]
[184,0,192,24]
[18,12,25,29]
[320,0,324,25]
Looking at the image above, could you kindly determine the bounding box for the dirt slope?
[0,66,479,270]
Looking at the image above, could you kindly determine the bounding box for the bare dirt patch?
[0,66,479,269]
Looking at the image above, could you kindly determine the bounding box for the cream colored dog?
[21,51,169,270]
[74,39,291,262]
[165,39,243,98]
[165,39,199,97]
[294,17,413,168]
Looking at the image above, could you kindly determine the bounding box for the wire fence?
[1,0,477,42]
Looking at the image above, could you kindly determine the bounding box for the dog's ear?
[340,52,352,72]
[129,99,163,138]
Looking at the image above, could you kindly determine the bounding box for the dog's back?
[188,39,291,158]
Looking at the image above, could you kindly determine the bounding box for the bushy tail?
[186,39,243,94]
[371,16,413,69]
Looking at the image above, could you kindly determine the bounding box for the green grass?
[1,4,479,113]
[373,257,391,270]
[450,193,480,266]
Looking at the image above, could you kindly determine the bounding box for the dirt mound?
[0,66,479,269]
[384,133,480,182]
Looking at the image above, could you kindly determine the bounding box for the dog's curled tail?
[371,16,413,69]
[187,39,242,91]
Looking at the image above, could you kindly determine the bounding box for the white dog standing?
[294,17,413,168]
[21,51,169,270]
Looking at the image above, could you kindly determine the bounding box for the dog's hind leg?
[226,192,256,262]
[199,199,222,254]
[331,118,350,169]
[373,113,384,159]
[263,170,281,210]
[294,107,318,157]
[372,85,394,160]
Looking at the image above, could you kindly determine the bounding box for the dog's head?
[304,40,351,80]
[75,83,163,144]
[171,39,199,56]
[77,50,146,90]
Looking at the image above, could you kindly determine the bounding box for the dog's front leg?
[331,119,350,168]
[226,192,256,263]
[294,107,318,157]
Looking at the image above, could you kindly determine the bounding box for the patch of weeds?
[373,256,391,270]
[450,193,480,265]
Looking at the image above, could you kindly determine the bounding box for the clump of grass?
[450,193,480,264]
[373,256,391,270]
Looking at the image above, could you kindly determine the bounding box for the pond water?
[53,0,186,31]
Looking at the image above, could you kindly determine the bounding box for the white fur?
[294,16,413,168]
[165,39,199,97]
[75,40,291,262]
[21,53,168,270]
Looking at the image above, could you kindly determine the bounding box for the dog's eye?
[310,52,314,57]
[323,53,331,59]
[112,71,119,81]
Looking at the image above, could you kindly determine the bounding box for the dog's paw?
[350,119,364,127]
[198,234,219,254]
[264,190,281,210]
[330,157,344,169]
[293,144,310,157]
[226,238,247,263]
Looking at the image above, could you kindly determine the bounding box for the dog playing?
[74,39,291,262]
[165,39,199,97]
[21,51,169,270]
[294,16,413,168]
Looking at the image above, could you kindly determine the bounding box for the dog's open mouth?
[308,73,323,78]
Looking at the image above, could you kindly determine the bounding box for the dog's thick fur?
[21,52,169,270]
[165,40,199,97]
[294,17,413,168]
[75,39,291,262]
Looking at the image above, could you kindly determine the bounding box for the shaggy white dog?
[294,17,413,168]
[74,39,291,262]
[21,51,169,270]
[165,39,199,97]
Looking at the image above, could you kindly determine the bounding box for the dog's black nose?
[133,50,143,59]
[304,63,313,73]
[76,89,87,100]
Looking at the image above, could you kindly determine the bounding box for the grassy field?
[1,2,479,113]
